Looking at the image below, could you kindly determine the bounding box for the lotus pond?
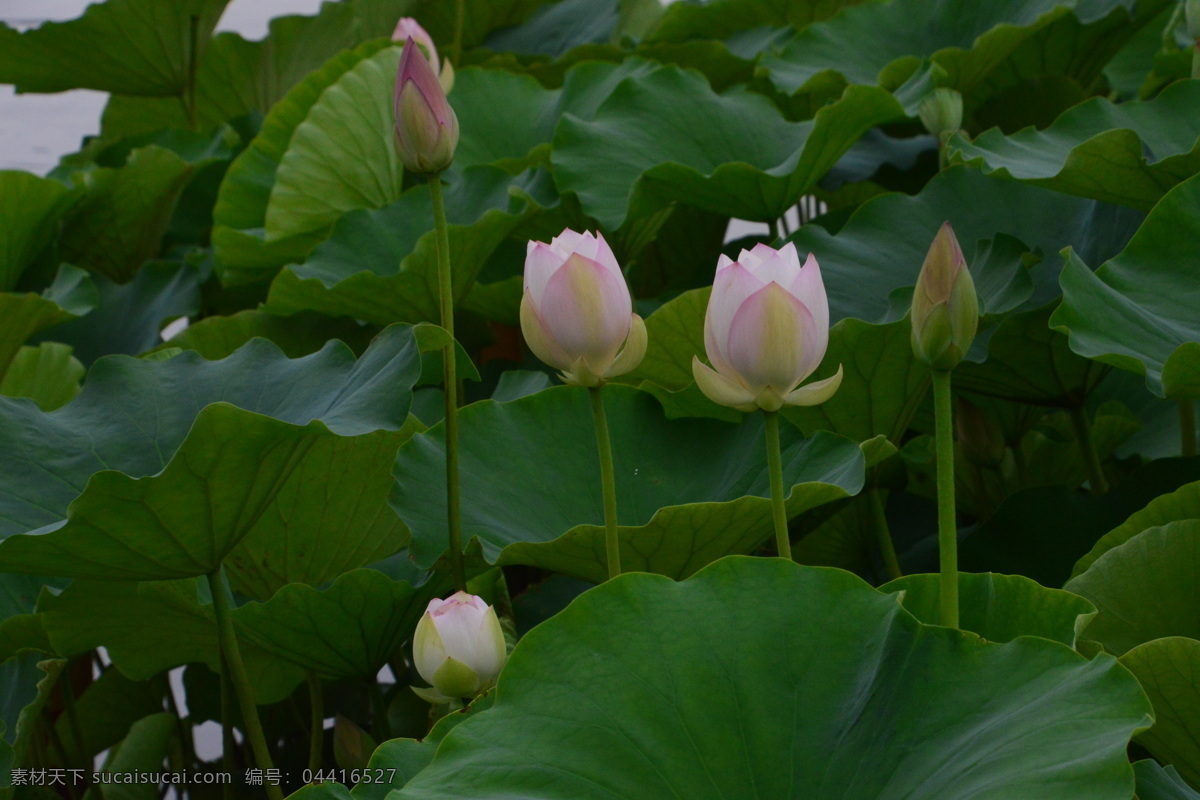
[2,0,1200,798]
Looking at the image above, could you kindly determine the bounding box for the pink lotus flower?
[392,17,439,73]
[521,229,647,387]
[693,242,842,412]
[393,35,459,174]
[413,592,507,702]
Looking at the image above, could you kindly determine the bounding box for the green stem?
[59,667,86,769]
[1181,399,1197,458]
[931,369,959,628]
[307,673,324,774]
[1193,43,1200,80]
[370,681,392,742]
[207,569,283,800]
[219,652,235,800]
[453,0,466,66]
[184,14,200,131]
[869,488,902,580]
[1068,405,1109,495]
[763,411,791,561]
[429,175,467,592]
[589,386,622,579]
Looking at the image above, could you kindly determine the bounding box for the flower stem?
[307,673,324,774]
[1181,399,1197,457]
[453,0,466,66]
[1068,405,1108,495]
[207,568,283,800]
[429,175,467,592]
[931,369,959,628]
[869,488,902,580]
[763,411,791,561]
[589,386,622,579]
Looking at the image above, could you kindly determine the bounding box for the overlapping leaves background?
[2,0,1200,797]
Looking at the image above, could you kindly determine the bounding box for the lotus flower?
[521,229,647,387]
[393,35,459,174]
[692,242,842,412]
[392,17,438,72]
[413,592,507,702]
[910,222,978,370]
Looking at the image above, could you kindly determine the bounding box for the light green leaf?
[163,310,375,361]
[1135,758,1200,799]
[1065,521,1200,656]
[1121,638,1200,790]
[393,385,865,582]
[98,713,178,800]
[0,343,85,411]
[1072,479,1200,579]
[0,265,96,384]
[0,0,231,95]
[880,572,1096,646]
[396,557,1151,800]
[552,66,905,227]
[1052,172,1200,398]
[265,45,405,242]
[950,79,1200,210]
[0,171,76,291]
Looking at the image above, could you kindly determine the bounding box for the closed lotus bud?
[393,36,459,174]
[413,592,507,702]
[521,229,647,387]
[918,88,963,141]
[392,18,438,71]
[910,222,978,370]
[955,396,1006,468]
[692,242,843,413]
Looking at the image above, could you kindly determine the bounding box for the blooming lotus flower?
[393,35,459,174]
[521,229,647,387]
[692,242,842,412]
[392,17,438,72]
[910,222,978,370]
[413,592,507,702]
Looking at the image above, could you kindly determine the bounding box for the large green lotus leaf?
[643,0,867,43]
[0,0,231,95]
[761,0,1137,100]
[0,171,76,292]
[481,0,648,57]
[1121,638,1200,789]
[396,0,559,50]
[37,260,200,366]
[99,713,179,800]
[787,166,1142,325]
[265,167,552,326]
[0,343,85,411]
[880,572,1095,646]
[0,265,96,384]
[951,79,1200,211]
[11,658,66,764]
[1052,173,1200,399]
[211,41,393,287]
[396,557,1151,800]
[1135,759,1200,800]
[552,66,905,228]
[58,146,194,284]
[40,579,303,704]
[264,45,405,242]
[1065,521,1200,656]
[393,385,865,582]
[1073,479,1200,578]
[100,6,390,138]
[0,326,421,582]
[53,668,163,762]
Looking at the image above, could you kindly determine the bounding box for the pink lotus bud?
[692,242,842,412]
[412,592,507,702]
[393,36,459,174]
[520,229,647,387]
[392,17,438,73]
[910,222,979,370]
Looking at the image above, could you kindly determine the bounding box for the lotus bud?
[955,396,1006,468]
[392,18,438,71]
[910,222,978,370]
[393,35,459,174]
[521,228,647,387]
[918,88,963,142]
[692,242,843,413]
[412,592,507,702]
